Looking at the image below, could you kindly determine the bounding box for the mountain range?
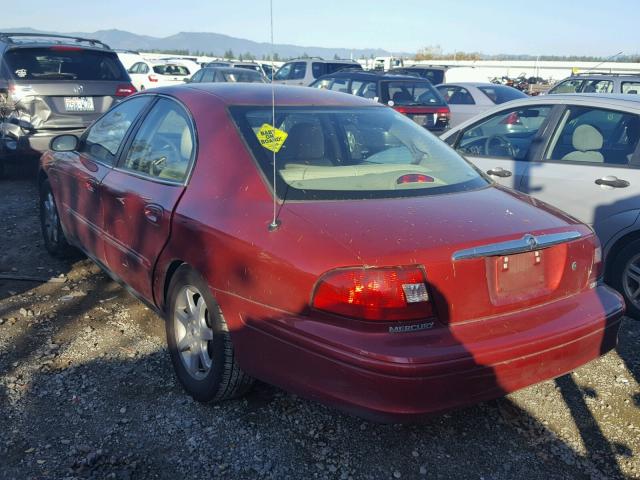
[0,28,398,59]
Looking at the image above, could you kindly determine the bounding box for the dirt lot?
[0,176,639,480]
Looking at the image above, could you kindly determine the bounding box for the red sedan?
[39,84,624,422]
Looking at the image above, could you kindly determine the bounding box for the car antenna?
[268,0,280,232]
[580,51,623,75]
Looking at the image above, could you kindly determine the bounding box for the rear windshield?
[219,70,265,83]
[152,64,190,76]
[231,106,487,200]
[477,85,527,104]
[4,47,128,81]
[381,81,445,106]
[393,68,445,84]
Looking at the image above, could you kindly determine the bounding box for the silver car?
[441,94,640,317]
[436,82,527,127]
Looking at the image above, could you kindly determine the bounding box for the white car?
[127,60,192,91]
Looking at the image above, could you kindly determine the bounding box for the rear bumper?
[221,284,624,422]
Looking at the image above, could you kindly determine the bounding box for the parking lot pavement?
[0,177,639,480]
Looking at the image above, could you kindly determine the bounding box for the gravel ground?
[0,177,639,480]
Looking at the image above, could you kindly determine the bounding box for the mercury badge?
[73,85,84,95]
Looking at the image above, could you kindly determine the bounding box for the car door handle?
[595,176,629,188]
[486,167,512,178]
[143,204,163,225]
[84,179,98,193]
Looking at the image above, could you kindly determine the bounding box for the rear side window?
[622,82,640,94]
[545,106,640,165]
[329,78,350,93]
[5,47,128,81]
[477,85,527,104]
[326,62,361,75]
[437,86,475,105]
[121,98,195,182]
[582,79,613,93]
[79,96,151,165]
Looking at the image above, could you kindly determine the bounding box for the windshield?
[5,47,128,81]
[381,81,445,106]
[231,106,487,200]
[477,85,527,104]
[152,64,190,76]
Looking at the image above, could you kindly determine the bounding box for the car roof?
[316,71,429,82]
[0,32,111,51]
[170,83,386,107]
[201,67,262,74]
[502,93,640,108]
[438,82,509,88]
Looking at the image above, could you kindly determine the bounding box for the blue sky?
[3,0,638,56]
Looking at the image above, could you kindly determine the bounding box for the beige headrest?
[572,124,603,152]
[181,127,193,160]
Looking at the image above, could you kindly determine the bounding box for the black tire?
[166,265,253,402]
[39,178,73,257]
[608,238,640,320]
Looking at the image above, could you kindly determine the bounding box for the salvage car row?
[0,31,637,421]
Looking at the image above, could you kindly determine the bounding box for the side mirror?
[183,77,191,83]
[50,134,78,152]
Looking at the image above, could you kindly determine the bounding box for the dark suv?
[310,71,450,132]
[0,33,135,175]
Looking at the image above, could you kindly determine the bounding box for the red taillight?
[312,266,433,321]
[436,107,450,121]
[501,111,521,125]
[588,236,603,287]
[396,174,434,184]
[148,74,158,83]
[115,83,137,97]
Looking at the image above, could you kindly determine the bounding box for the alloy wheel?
[623,253,640,311]
[173,285,214,380]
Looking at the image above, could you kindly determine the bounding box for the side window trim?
[114,94,198,185]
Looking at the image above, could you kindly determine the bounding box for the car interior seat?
[562,124,605,162]
[279,122,331,167]
[157,125,193,180]
[392,91,413,103]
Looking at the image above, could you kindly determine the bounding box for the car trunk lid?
[284,186,597,324]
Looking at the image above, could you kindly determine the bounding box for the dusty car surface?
[39,83,624,421]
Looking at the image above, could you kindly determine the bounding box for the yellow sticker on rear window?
[256,123,288,153]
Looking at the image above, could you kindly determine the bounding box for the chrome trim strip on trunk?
[452,231,582,261]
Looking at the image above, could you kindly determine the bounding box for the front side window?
[201,69,216,82]
[437,86,475,105]
[231,106,487,200]
[189,70,204,83]
[290,62,307,80]
[622,82,640,94]
[274,63,292,81]
[382,81,444,106]
[545,106,640,165]
[549,79,584,94]
[311,78,332,89]
[79,96,151,165]
[121,98,195,181]
[456,105,552,160]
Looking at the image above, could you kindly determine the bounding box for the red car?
[39,84,624,422]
